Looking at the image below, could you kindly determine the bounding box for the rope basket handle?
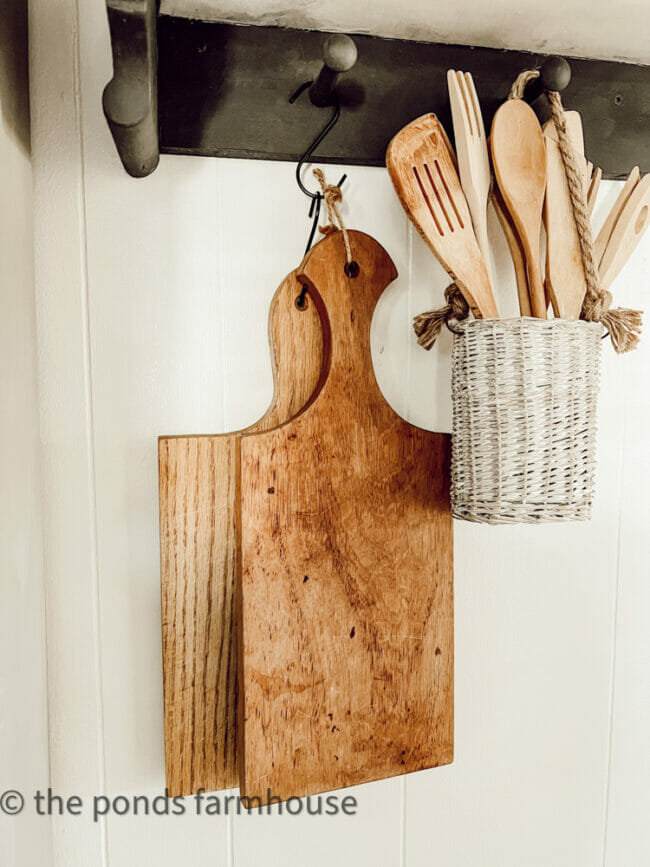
[415,70,643,353]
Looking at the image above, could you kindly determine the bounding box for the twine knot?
[584,288,613,322]
[313,168,353,263]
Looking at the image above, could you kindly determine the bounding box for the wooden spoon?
[387,113,498,318]
[491,100,547,318]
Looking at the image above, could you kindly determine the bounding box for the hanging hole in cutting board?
[344,261,360,278]
[295,283,310,310]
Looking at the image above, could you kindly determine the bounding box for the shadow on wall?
[0,0,30,154]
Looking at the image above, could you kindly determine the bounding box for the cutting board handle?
[296,229,398,411]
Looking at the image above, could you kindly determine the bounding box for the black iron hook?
[289,82,347,258]
[289,35,357,263]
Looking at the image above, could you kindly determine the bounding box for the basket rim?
[454,316,603,333]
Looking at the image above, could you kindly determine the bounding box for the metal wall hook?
[289,89,344,200]
[290,52,351,256]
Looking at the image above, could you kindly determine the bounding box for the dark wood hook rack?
[102,3,650,179]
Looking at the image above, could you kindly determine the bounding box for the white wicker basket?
[451,317,602,524]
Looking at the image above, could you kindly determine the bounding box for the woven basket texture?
[451,318,602,524]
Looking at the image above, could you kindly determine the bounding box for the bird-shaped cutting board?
[238,230,453,802]
[159,269,323,797]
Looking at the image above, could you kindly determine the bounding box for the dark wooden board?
[157,16,650,180]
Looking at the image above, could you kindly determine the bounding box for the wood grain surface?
[239,230,453,802]
[386,114,498,319]
[543,114,588,319]
[491,99,547,318]
[159,270,323,796]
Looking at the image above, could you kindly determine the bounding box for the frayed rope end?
[600,307,643,354]
[413,283,470,350]
[413,308,449,350]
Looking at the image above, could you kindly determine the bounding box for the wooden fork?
[447,69,495,291]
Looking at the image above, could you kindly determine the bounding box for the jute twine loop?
[508,68,541,100]
[414,69,643,353]
[313,168,353,263]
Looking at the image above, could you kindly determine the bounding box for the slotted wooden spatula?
[491,100,547,318]
[387,113,498,318]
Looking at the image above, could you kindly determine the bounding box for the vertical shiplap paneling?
[603,229,650,867]
[29,0,109,863]
[222,160,407,867]
[403,184,627,867]
[46,0,229,863]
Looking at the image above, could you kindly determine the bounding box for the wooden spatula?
[387,113,498,318]
[491,100,547,318]
[542,115,589,319]
[598,172,650,290]
[447,70,495,291]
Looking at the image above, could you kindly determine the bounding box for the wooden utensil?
[491,185,532,316]
[593,166,640,267]
[598,172,650,290]
[542,115,589,319]
[159,269,323,797]
[587,166,602,218]
[239,230,453,803]
[491,99,547,318]
[447,69,495,290]
[387,113,498,318]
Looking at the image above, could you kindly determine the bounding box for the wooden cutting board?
[239,230,453,802]
[159,269,323,797]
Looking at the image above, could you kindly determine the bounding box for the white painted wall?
[0,1,52,865]
[163,0,650,65]
[25,0,649,865]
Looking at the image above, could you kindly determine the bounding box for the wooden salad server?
[159,269,323,797]
[491,99,547,318]
[238,230,453,802]
[598,172,650,290]
[387,113,498,318]
[447,69,495,291]
[593,166,641,268]
[542,114,590,319]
